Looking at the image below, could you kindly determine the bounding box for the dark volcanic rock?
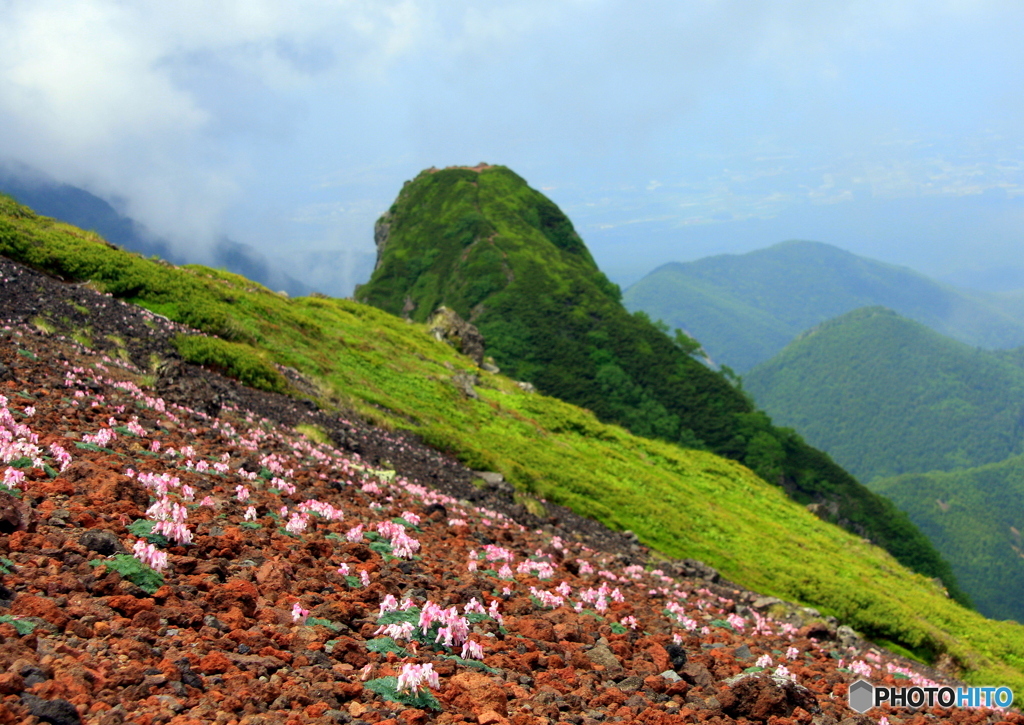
[21,693,82,725]
[719,673,819,722]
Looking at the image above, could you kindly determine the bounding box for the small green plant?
[365,637,408,656]
[31,316,55,334]
[438,653,500,674]
[71,330,93,348]
[364,676,442,711]
[0,614,38,635]
[513,492,547,518]
[90,554,165,594]
[127,519,170,547]
[609,622,628,635]
[0,557,15,574]
[295,424,332,446]
[306,617,344,632]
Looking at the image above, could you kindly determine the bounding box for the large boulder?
[428,306,485,366]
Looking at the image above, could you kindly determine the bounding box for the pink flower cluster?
[297,498,344,521]
[377,520,421,559]
[2,466,26,490]
[1,396,44,470]
[530,586,564,609]
[132,540,168,572]
[83,427,116,447]
[285,511,310,534]
[48,442,72,471]
[147,497,192,545]
[419,601,470,649]
[517,559,555,578]
[396,663,439,694]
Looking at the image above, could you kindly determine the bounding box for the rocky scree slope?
[354,166,963,603]
[0,258,1017,725]
[5,196,1024,702]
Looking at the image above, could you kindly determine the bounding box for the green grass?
[294,424,333,446]
[3,191,1024,698]
[173,334,287,393]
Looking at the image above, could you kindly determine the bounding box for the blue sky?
[1,0,1022,295]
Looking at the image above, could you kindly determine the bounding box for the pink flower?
[774,664,795,682]
[235,485,250,503]
[132,540,168,572]
[396,663,439,694]
[285,512,309,534]
[2,467,26,490]
[461,639,484,660]
[292,602,310,624]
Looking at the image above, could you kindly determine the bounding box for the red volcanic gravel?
[1,258,1022,725]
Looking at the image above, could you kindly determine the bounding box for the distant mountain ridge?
[623,240,1024,373]
[355,165,965,602]
[745,306,1024,483]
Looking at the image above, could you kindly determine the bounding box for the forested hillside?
[623,240,1024,372]
[873,454,1024,622]
[354,166,964,601]
[745,306,1024,483]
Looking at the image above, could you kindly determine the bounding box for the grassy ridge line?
[2,196,1024,695]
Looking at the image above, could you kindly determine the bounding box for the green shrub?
[173,334,287,393]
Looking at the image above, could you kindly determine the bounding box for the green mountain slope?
[745,306,1024,483]
[873,454,1024,622]
[4,191,1024,695]
[353,165,963,602]
[623,240,1024,372]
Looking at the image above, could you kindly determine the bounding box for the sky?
[1,0,1023,296]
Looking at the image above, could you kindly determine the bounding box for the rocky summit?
[0,246,1017,723]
